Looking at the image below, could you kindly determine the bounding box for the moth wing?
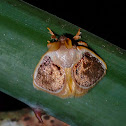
[33,56,65,94]
[72,48,107,96]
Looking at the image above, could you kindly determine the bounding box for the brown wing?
[73,52,105,88]
[34,56,65,92]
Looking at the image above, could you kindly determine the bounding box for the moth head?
[46,28,88,51]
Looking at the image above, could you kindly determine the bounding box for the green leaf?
[0,0,126,126]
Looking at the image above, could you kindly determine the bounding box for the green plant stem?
[0,0,126,126]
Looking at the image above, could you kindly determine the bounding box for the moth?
[33,28,107,98]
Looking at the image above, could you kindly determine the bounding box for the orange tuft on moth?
[33,28,107,98]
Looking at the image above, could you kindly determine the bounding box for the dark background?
[0,0,125,111]
[22,0,125,49]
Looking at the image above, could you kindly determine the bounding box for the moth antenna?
[73,28,81,40]
[47,27,55,36]
[47,27,58,40]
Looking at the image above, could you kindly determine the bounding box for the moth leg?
[32,108,46,123]
[47,40,50,43]
[73,28,81,40]
[47,27,58,40]
[78,41,88,47]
